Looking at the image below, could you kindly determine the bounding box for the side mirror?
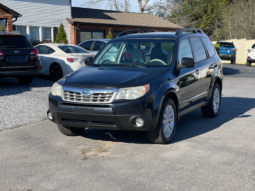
[177,57,195,69]
[84,56,93,66]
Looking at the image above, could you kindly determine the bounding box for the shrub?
[213,43,220,54]
[106,28,113,39]
[55,23,68,43]
[0,24,4,31]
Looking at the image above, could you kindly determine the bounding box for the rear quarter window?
[0,36,32,48]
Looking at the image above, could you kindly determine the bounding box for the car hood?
[63,66,168,88]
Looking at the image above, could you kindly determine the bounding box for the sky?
[72,0,159,12]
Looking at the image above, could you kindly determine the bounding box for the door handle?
[195,69,200,74]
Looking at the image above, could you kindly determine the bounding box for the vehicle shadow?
[223,66,240,76]
[0,75,54,96]
[81,97,255,144]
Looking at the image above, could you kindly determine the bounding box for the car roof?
[35,43,78,48]
[114,32,176,39]
[79,39,110,43]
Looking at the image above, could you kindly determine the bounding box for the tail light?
[232,48,236,53]
[0,51,3,56]
[30,49,39,55]
[38,64,41,70]
[248,49,253,53]
[248,57,251,60]
[67,58,79,62]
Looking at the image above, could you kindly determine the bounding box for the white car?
[35,43,94,81]
[78,39,110,55]
[246,44,255,66]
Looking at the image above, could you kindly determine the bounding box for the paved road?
[0,65,255,191]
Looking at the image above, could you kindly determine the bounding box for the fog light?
[135,117,144,127]
[48,112,53,120]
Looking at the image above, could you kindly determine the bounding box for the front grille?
[63,90,115,103]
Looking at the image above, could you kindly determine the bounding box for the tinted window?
[47,47,55,54]
[58,46,89,53]
[201,37,215,58]
[93,41,106,51]
[252,44,255,49]
[0,36,32,48]
[178,39,194,64]
[219,43,234,47]
[79,41,93,50]
[190,38,207,62]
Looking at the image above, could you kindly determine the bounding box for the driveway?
[0,65,255,191]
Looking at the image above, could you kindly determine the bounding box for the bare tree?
[79,0,164,13]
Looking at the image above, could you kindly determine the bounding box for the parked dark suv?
[0,31,41,84]
[48,28,223,144]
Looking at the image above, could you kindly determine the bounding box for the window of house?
[16,26,27,37]
[42,27,52,40]
[189,38,207,62]
[80,30,104,42]
[30,27,40,42]
[178,39,194,65]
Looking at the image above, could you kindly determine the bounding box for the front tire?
[147,98,177,144]
[231,58,236,64]
[201,83,221,118]
[18,76,33,85]
[57,125,85,136]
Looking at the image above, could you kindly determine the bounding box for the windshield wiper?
[0,46,16,48]
[116,65,146,68]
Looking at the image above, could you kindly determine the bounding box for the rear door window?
[190,38,207,62]
[178,38,194,64]
[92,41,106,51]
[0,36,32,48]
[201,37,215,58]
[79,41,93,50]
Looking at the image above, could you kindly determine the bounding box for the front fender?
[151,80,179,129]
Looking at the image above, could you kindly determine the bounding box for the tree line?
[84,0,255,41]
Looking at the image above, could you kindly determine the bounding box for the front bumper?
[48,93,156,131]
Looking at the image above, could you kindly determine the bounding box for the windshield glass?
[0,36,32,48]
[92,39,175,67]
[58,46,89,53]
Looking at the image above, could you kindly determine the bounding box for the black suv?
[0,32,41,84]
[48,28,223,144]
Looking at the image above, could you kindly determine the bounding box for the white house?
[1,0,72,43]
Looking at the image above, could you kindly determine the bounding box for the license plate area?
[7,56,28,64]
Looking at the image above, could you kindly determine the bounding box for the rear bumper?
[48,93,156,131]
[247,58,255,63]
[0,65,40,77]
[219,54,235,60]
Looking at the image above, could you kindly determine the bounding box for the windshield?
[0,36,32,48]
[58,46,89,53]
[92,39,175,67]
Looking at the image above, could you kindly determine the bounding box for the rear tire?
[147,98,177,144]
[231,58,236,64]
[246,61,251,66]
[18,76,33,85]
[201,83,221,118]
[57,125,85,136]
[50,63,63,81]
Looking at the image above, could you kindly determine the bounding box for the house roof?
[0,3,22,17]
[67,7,182,30]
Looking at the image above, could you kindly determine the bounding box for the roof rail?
[0,30,21,35]
[175,28,204,36]
[116,29,157,37]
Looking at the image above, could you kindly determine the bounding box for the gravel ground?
[0,76,54,130]
[0,63,254,131]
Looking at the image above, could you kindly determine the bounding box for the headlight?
[115,84,150,100]
[51,82,62,97]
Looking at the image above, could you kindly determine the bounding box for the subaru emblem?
[81,89,92,95]
[14,50,19,53]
